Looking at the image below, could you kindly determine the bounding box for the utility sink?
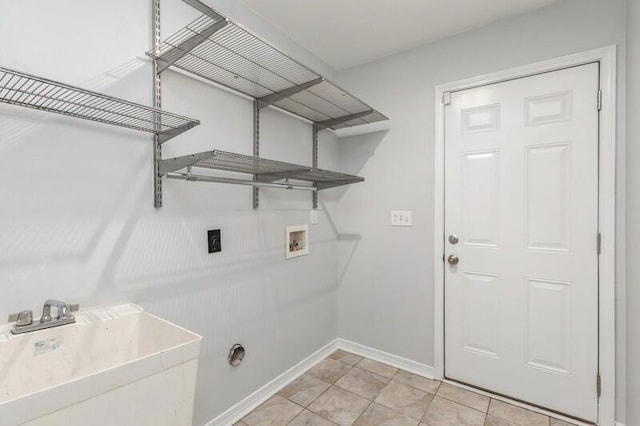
[0,304,202,426]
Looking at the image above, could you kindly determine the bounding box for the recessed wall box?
[286,225,309,259]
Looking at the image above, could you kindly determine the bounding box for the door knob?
[447,255,459,265]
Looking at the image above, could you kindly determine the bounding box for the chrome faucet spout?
[41,299,72,323]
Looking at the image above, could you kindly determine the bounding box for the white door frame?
[433,46,616,425]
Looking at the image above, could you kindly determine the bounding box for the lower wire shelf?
[159,150,364,191]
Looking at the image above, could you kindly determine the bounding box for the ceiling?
[238,0,561,70]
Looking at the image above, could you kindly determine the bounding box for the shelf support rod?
[315,110,374,130]
[312,123,319,209]
[167,173,318,191]
[156,18,228,73]
[257,78,324,109]
[153,0,163,208]
[253,99,260,209]
[255,169,313,183]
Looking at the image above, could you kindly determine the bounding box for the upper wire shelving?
[146,0,387,130]
[0,67,200,143]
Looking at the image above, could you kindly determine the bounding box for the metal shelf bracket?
[257,78,324,109]
[157,18,228,73]
[316,110,374,130]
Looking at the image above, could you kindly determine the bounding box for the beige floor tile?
[356,358,398,379]
[393,370,441,394]
[375,380,434,421]
[335,367,390,400]
[485,415,518,426]
[488,400,549,426]
[435,383,490,412]
[329,350,363,366]
[421,396,485,426]
[242,395,303,425]
[354,403,420,426]
[278,373,331,407]
[550,418,577,426]
[233,422,248,426]
[289,410,336,426]
[308,358,353,384]
[308,386,370,426]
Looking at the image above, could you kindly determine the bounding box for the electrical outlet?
[310,210,318,225]
[208,229,221,253]
[391,211,412,227]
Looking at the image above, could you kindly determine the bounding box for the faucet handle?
[8,310,32,324]
[17,310,33,326]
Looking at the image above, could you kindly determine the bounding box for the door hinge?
[443,253,445,262]
[597,232,601,255]
[597,373,601,397]
[597,89,602,111]
[443,92,452,106]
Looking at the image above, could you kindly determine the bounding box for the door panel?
[462,271,501,359]
[525,142,572,251]
[525,277,572,375]
[462,151,500,247]
[444,63,599,422]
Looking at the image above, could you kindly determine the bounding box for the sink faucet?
[41,299,73,323]
[9,299,78,334]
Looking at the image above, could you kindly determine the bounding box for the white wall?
[0,0,341,424]
[336,0,627,421]
[626,1,639,425]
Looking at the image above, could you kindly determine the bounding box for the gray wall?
[0,0,634,424]
[335,0,627,421]
[626,1,639,425]
[0,0,340,424]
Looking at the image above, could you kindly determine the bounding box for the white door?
[444,63,599,421]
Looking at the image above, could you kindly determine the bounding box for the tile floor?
[235,350,580,426]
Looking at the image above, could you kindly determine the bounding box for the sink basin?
[0,304,202,425]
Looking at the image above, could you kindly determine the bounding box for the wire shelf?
[159,150,364,190]
[147,1,388,130]
[0,67,200,141]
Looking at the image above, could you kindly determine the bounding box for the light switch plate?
[391,211,412,227]
[310,210,318,225]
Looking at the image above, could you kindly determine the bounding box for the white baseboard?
[206,339,339,426]
[335,338,434,379]
[205,338,434,425]
[206,337,622,426]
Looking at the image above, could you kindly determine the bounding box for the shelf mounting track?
[312,123,319,209]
